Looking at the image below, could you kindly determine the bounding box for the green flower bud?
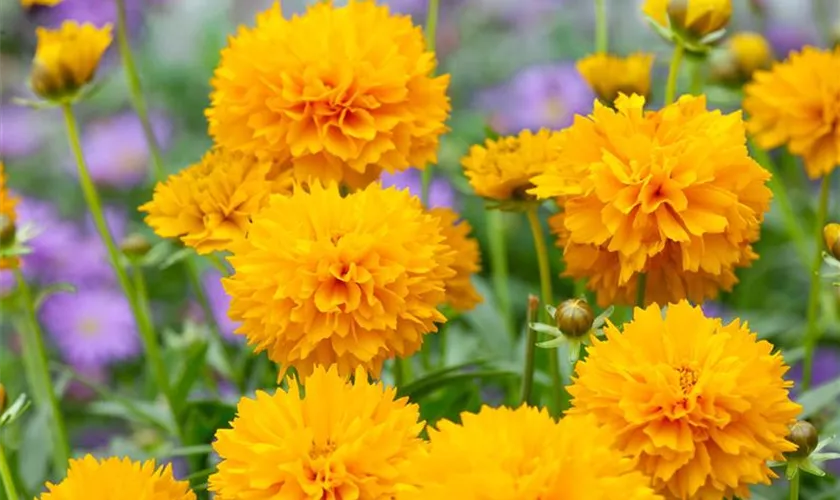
[0,214,16,248]
[120,233,152,258]
[788,420,819,459]
[555,298,594,338]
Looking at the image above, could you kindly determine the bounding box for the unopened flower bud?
[120,233,152,258]
[824,223,840,260]
[788,420,819,458]
[728,32,773,78]
[666,0,732,38]
[0,383,6,414]
[0,214,16,247]
[555,298,594,338]
[30,22,112,102]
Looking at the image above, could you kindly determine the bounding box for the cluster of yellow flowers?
[19,0,840,498]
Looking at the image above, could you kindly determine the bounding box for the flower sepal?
[770,434,840,480]
[644,14,726,55]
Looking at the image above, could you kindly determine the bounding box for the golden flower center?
[676,366,698,396]
[309,440,337,460]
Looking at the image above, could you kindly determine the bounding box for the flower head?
[825,222,840,260]
[461,128,563,203]
[210,365,425,499]
[644,0,732,38]
[744,47,840,179]
[568,301,802,500]
[30,21,112,101]
[38,455,194,500]
[431,207,482,312]
[577,53,654,104]
[140,149,284,255]
[411,405,662,499]
[531,95,771,307]
[207,1,450,189]
[224,182,455,379]
[728,32,773,77]
[40,287,141,369]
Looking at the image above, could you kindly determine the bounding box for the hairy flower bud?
[120,233,152,258]
[825,223,840,260]
[787,420,819,459]
[555,298,594,338]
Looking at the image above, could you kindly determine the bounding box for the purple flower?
[0,105,51,159]
[38,0,145,32]
[476,62,594,135]
[202,271,241,343]
[789,348,840,395]
[40,287,141,369]
[380,169,456,209]
[73,112,173,188]
[764,22,820,59]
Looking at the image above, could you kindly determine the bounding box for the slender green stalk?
[519,295,539,406]
[594,0,607,53]
[802,174,833,389]
[689,56,704,95]
[750,143,810,266]
[789,473,800,500]
[392,357,405,388]
[0,442,19,500]
[420,0,440,206]
[61,105,186,441]
[487,210,515,337]
[526,207,562,410]
[664,43,685,106]
[14,269,70,474]
[114,0,164,181]
[636,273,647,308]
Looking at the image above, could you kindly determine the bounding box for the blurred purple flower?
[476,62,594,134]
[0,105,50,159]
[380,169,456,209]
[764,22,820,59]
[65,365,109,401]
[202,270,241,343]
[38,0,145,32]
[383,0,427,15]
[789,348,840,396]
[41,287,141,369]
[74,112,172,189]
[701,301,731,321]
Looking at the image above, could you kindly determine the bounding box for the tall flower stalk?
[594,0,607,53]
[0,441,19,500]
[664,43,685,105]
[14,269,70,474]
[802,174,833,389]
[526,206,563,411]
[60,104,185,443]
[420,0,441,205]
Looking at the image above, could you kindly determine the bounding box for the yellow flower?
[224,182,456,379]
[0,162,19,270]
[210,365,425,499]
[744,47,840,179]
[431,207,482,312]
[21,0,63,6]
[728,32,773,77]
[207,1,450,190]
[576,53,655,104]
[643,0,732,37]
[531,94,771,307]
[825,222,840,260]
[568,301,802,500]
[411,405,662,500]
[140,149,283,255]
[461,129,563,202]
[38,455,194,500]
[30,21,112,101]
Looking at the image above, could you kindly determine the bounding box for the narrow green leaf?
[172,340,210,403]
[798,376,840,418]
[399,369,518,401]
[33,283,76,311]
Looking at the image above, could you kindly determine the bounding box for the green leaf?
[33,282,76,311]
[172,339,210,403]
[182,400,237,451]
[798,376,840,419]
[0,393,31,428]
[399,369,518,401]
[396,359,492,399]
[19,408,51,492]
[154,445,214,459]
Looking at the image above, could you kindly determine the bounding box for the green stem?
[0,442,19,500]
[526,207,563,410]
[114,0,164,182]
[487,210,515,338]
[750,143,811,267]
[419,0,440,207]
[689,56,704,95]
[664,43,685,106]
[789,472,800,500]
[594,0,607,53]
[519,297,538,406]
[802,174,833,389]
[635,273,647,308]
[392,357,405,388]
[61,105,186,443]
[14,269,70,474]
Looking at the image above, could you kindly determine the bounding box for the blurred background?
[1,0,839,498]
